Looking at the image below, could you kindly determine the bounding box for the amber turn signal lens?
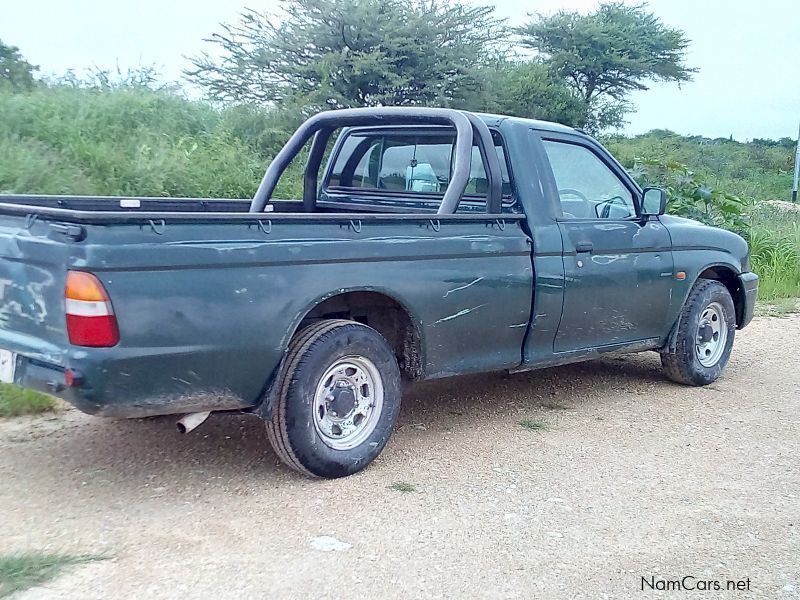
[65,271,110,302]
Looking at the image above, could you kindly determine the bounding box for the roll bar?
[461,112,503,214]
[250,107,503,214]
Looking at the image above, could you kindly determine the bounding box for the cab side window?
[542,140,636,219]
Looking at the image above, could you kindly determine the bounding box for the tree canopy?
[0,40,38,92]
[187,0,694,131]
[186,0,505,110]
[517,2,695,130]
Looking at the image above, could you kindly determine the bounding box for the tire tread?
[661,279,734,386]
[265,319,354,477]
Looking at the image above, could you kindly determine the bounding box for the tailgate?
[0,215,70,355]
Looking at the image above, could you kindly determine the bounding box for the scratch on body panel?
[595,223,628,231]
[443,277,484,298]
[432,304,486,325]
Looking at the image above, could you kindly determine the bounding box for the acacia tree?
[0,40,38,92]
[186,0,505,110]
[517,2,695,131]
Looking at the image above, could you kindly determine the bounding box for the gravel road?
[2,316,798,599]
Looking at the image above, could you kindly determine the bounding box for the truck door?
[539,135,674,353]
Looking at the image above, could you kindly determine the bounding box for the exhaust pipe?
[176,411,211,434]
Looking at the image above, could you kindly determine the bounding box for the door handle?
[575,242,594,253]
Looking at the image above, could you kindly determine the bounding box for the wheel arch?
[255,287,424,421]
[664,263,745,354]
[285,287,425,381]
[695,264,746,328]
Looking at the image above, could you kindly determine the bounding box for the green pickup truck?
[0,108,758,478]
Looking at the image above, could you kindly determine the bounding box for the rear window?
[327,130,513,200]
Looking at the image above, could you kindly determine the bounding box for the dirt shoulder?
[1,316,798,599]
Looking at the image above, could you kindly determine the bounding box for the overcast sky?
[2,0,797,140]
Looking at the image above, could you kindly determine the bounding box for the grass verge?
[754,298,800,317]
[748,205,800,301]
[0,384,57,417]
[0,552,103,597]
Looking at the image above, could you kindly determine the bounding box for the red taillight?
[65,271,119,347]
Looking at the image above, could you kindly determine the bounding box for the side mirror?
[641,187,667,216]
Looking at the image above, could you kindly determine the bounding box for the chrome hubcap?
[313,356,384,450]
[695,302,727,367]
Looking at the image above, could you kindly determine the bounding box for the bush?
[613,147,798,303]
[0,85,304,199]
[628,157,748,233]
[605,130,794,201]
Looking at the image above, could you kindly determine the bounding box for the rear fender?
[253,286,424,420]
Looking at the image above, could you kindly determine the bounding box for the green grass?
[388,481,417,493]
[0,384,57,417]
[0,552,102,597]
[519,418,550,432]
[747,204,800,301]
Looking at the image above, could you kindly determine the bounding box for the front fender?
[737,271,759,329]
[663,253,744,349]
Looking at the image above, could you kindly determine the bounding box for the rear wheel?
[661,279,736,386]
[266,319,402,478]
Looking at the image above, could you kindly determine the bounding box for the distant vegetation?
[605,130,795,201]
[607,134,798,302]
[2,83,793,202]
[0,83,796,301]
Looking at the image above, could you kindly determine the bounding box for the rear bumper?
[737,271,758,329]
[13,358,97,413]
[0,331,270,418]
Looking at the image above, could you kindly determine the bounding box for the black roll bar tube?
[303,126,334,213]
[250,107,476,214]
[460,111,503,214]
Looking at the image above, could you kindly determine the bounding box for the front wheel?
[661,279,736,386]
[266,319,402,478]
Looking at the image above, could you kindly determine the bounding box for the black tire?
[661,279,736,386]
[266,319,402,478]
